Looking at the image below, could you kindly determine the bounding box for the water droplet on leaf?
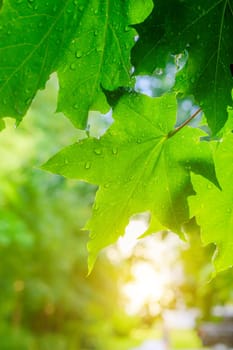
[94,148,102,155]
[112,147,118,155]
[75,50,82,58]
[70,63,76,70]
[155,68,163,76]
[85,161,91,169]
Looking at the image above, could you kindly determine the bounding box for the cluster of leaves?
[0,0,233,272]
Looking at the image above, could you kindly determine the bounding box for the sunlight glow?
[121,222,184,315]
[117,216,149,258]
[123,261,167,315]
[106,214,186,317]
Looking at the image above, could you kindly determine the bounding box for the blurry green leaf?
[43,93,217,271]
[190,112,233,272]
[133,0,233,133]
[0,210,33,247]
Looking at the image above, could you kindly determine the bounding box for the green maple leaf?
[58,0,154,128]
[190,109,233,272]
[0,0,153,128]
[133,0,233,134]
[43,93,217,271]
[0,1,77,123]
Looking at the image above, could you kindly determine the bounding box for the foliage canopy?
[0,0,233,272]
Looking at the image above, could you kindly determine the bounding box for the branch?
[168,108,202,138]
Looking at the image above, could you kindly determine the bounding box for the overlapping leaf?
[190,109,233,272]
[57,0,153,128]
[133,0,233,133]
[0,0,153,128]
[0,0,77,123]
[43,93,217,270]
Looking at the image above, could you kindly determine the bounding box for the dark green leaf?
[133,0,233,133]
[0,0,153,127]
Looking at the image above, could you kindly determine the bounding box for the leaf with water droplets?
[43,93,217,271]
[0,0,153,127]
[133,0,233,134]
[189,110,233,272]
[0,0,81,123]
[57,0,154,128]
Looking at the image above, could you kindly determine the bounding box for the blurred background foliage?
[0,75,233,350]
[0,77,139,350]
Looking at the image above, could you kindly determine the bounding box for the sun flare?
[107,215,185,316]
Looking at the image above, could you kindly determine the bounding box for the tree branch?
[168,108,202,138]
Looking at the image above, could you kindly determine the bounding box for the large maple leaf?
[43,93,217,271]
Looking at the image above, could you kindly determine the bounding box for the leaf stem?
[168,107,202,138]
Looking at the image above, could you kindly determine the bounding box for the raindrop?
[73,103,79,109]
[112,147,118,155]
[155,67,163,76]
[65,158,68,164]
[94,148,102,155]
[70,63,76,70]
[136,138,142,144]
[85,161,91,169]
[196,34,200,40]
[207,184,212,189]
[104,183,110,189]
[75,50,82,58]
